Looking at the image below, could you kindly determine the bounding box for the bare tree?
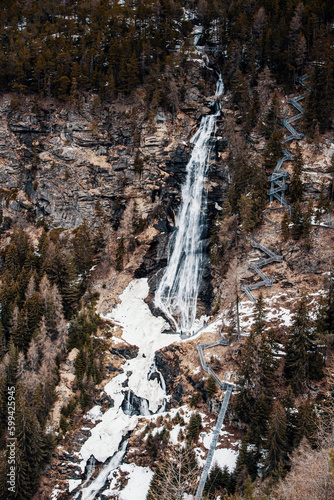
[16,351,26,380]
[148,446,199,500]
[27,339,39,372]
[25,274,36,300]
[275,437,334,500]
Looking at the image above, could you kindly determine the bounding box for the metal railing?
[241,240,283,302]
[195,336,235,499]
[269,76,308,205]
[195,384,233,500]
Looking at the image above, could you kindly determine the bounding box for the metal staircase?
[195,337,236,499]
[243,76,309,302]
[268,76,308,205]
[195,384,233,500]
[241,240,283,302]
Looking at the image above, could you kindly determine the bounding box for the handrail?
[195,337,235,499]
[269,75,308,205]
[241,240,282,301]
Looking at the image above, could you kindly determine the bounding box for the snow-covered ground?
[210,448,238,473]
[60,275,315,498]
[80,279,175,469]
[107,463,154,499]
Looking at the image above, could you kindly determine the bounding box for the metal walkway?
[197,338,231,390]
[195,337,235,499]
[241,240,283,302]
[269,75,308,205]
[242,76,309,303]
[195,384,233,500]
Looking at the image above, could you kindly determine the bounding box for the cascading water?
[155,75,224,331]
[78,440,128,500]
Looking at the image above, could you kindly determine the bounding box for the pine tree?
[291,200,304,240]
[285,295,324,395]
[133,149,144,175]
[290,144,303,204]
[264,130,283,170]
[294,400,317,448]
[204,463,232,497]
[15,384,44,499]
[302,198,313,242]
[317,181,330,219]
[231,68,250,121]
[236,296,276,438]
[243,474,255,499]
[264,401,288,477]
[187,413,202,443]
[207,374,217,398]
[282,386,296,452]
[317,267,334,337]
[72,221,95,276]
[234,438,259,485]
[281,211,290,240]
[115,236,125,271]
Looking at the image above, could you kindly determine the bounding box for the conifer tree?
[263,130,283,170]
[234,438,259,485]
[302,198,313,248]
[264,401,288,477]
[282,386,296,452]
[15,384,43,499]
[72,221,95,276]
[236,296,276,430]
[294,400,317,448]
[291,200,304,240]
[133,149,144,175]
[116,236,125,271]
[207,374,217,398]
[290,144,303,204]
[204,463,232,497]
[317,181,330,220]
[187,413,202,443]
[281,211,290,240]
[285,295,324,395]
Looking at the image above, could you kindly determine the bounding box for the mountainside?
[0,2,334,500]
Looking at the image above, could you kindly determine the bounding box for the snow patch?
[210,448,239,472]
[107,463,153,499]
[68,479,82,492]
[84,405,103,424]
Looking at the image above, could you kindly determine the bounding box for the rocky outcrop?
[0,96,198,229]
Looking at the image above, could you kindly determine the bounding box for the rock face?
[0,89,230,322]
[0,96,196,229]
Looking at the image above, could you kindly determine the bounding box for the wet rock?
[110,346,139,360]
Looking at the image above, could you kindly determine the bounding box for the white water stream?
[155,75,224,331]
[55,74,225,500]
[78,440,128,500]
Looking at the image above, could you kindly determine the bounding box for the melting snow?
[68,479,82,492]
[80,279,175,471]
[210,448,238,472]
[107,463,153,499]
[84,405,103,424]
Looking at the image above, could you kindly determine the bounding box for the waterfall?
[155,75,224,331]
[78,440,128,500]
